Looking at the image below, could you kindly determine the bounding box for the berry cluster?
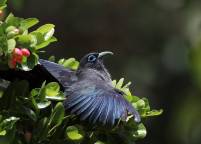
[8,48,30,69]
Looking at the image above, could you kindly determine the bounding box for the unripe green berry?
[7,29,20,39]
[5,26,16,33]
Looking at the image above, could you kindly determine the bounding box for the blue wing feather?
[98,96,109,124]
[80,97,99,120]
[39,59,76,87]
[103,96,111,124]
[75,96,95,115]
[71,96,92,113]
[106,96,115,125]
[64,80,141,125]
[92,96,105,124]
[64,94,85,108]
[88,97,103,123]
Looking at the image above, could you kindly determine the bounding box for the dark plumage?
[39,51,141,126]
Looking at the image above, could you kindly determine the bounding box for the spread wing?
[39,59,77,87]
[64,80,141,126]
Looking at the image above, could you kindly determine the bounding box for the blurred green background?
[5,0,201,144]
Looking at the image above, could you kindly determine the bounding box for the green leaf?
[0,116,19,133]
[60,58,79,70]
[0,0,7,10]
[131,95,140,102]
[5,13,23,27]
[35,36,57,49]
[32,117,49,141]
[49,102,64,126]
[62,58,75,67]
[30,32,44,46]
[17,35,32,47]
[37,101,51,109]
[133,98,151,116]
[45,82,60,96]
[116,78,124,89]
[0,130,6,136]
[26,52,39,70]
[30,88,39,97]
[66,126,84,141]
[46,91,65,101]
[44,28,54,40]
[142,98,150,111]
[20,18,39,29]
[0,33,8,55]
[36,24,55,35]
[7,39,16,53]
[0,0,7,6]
[21,106,37,122]
[134,99,146,109]
[94,141,105,144]
[58,58,65,65]
[0,128,16,144]
[5,13,14,23]
[0,5,6,10]
[112,80,117,86]
[143,109,163,117]
[132,123,147,139]
[48,55,55,62]
[125,94,133,102]
[37,81,46,101]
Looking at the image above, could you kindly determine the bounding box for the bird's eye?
[87,55,97,62]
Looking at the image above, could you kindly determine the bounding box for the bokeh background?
[5,0,201,144]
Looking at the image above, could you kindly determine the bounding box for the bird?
[39,51,141,126]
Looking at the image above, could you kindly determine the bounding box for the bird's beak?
[98,51,114,58]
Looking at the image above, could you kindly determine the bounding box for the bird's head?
[78,51,113,71]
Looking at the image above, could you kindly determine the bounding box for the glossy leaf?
[143,109,163,117]
[116,78,124,89]
[132,123,147,139]
[35,36,57,49]
[94,141,105,144]
[59,58,79,70]
[66,126,83,141]
[49,102,64,126]
[36,24,55,35]
[37,101,51,109]
[45,82,60,96]
[21,18,39,29]
[7,39,15,53]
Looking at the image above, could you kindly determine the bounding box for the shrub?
[0,1,162,143]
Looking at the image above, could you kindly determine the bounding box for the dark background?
[6,0,201,144]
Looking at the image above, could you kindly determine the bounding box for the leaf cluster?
[0,7,56,71]
[0,78,162,144]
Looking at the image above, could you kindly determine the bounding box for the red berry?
[8,59,17,69]
[15,55,23,63]
[21,48,30,57]
[12,48,23,63]
[13,48,23,56]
